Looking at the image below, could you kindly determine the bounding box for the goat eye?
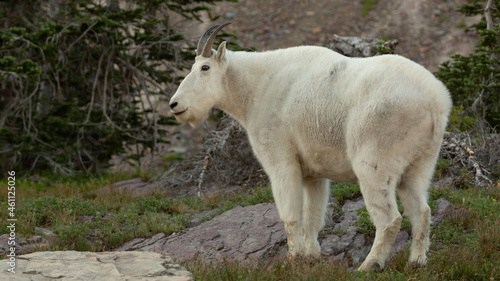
[201,65,210,71]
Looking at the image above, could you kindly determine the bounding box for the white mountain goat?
[169,23,452,271]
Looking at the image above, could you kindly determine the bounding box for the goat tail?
[430,83,452,144]
[431,102,452,146]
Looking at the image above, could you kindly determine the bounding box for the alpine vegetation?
[169,23,452,271]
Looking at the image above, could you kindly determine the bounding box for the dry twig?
[441,132,494,187]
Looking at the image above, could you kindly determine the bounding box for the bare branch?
[64,21,98,55]
[442,132,494,187]
[485,0,496,30]
[86,50,106,124]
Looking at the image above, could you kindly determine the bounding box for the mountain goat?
[169,23,452,271]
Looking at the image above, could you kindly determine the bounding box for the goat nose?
[170,102,178,110]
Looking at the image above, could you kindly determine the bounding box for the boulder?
[0,251,192,281]
[116,203,287,263]
[432,197,454,225]
[329,35,398,57]
[0,228,59,257]
[0,235,50,256]
[35,227,59,246]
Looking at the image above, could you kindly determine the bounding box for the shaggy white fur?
[170,27,452,271]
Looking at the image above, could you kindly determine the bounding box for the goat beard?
[183,107,210,127]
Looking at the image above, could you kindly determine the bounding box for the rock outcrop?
[320,197,373,264]
[116,198,453,267]
[115,203,287,263]
[0,228,59,257]
[0,251,193,281]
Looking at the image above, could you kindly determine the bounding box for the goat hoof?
[372,262,383,272]
[286,252,302,261]
[406,261,427,270]
[303,255,321,265]
[358,260,383,272]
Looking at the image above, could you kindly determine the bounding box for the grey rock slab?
[114,233,168,252]
[347,234,371,265]
[351,233,366,249]
[389,230,410,258]
[185,209,219,228]
[117,203,286,263]
[321,235,343,256]
[34,227,59,246]
[0,251,192,281]
[341,198,364,213]
[162,203,286,263]
[333,212,358,233]
[321,233,370,266]
[0,235,50,256]
[333,252,345,261]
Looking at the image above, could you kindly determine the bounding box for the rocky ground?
[1,193,454,279]
[0,251,193,281]
[114,196,454,268]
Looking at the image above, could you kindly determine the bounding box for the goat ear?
[216,41,227,62]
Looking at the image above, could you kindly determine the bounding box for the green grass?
[456,20,467,29]
[0,173,275,254]
[361,0,377,17]
[1,173,498,280]
[330,182,362,204]
[434,158,452,178]
[355,206,376,238]
[187,256,351,281]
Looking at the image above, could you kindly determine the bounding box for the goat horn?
[201,23,231,58]
[196,25,220,56]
